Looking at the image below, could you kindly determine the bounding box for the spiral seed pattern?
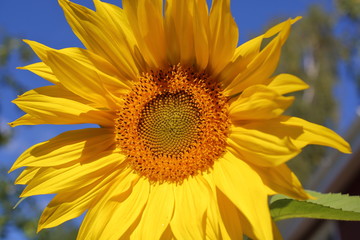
[115,65,229,183]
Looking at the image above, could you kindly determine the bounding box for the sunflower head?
[115,64,230,183]
[9,0,351,239]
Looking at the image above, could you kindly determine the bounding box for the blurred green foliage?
[276,1,360,183]
[0,168,78,240]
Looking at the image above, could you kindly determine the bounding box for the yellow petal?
[131,183,174,239]
[20,152,125,197]
[18,62,59,85]
[23,39,51,61]
[216,189,243,239]
[205,191,221,240]
[77,177,148,240]
[213,151,273,240]
[24,40,132,90]
[9,114,47,127]
[197,174,222,239]
[229,84,294,120]
[38,166,130,231]
[227,124,301,167]
[220,16,301,86]
[10,86,115,127]
[9,128,115,172]
[160,226,175,240]
[281,116,351,153]
[164,0,196,65]
[170,175,211,239]
[58,0,140,80]
[208,0,238,76]
[93,0,146,70]
[123,0,167,68]
[252,163,311,200]
[45,50,129,109]
[225,35,283,96]
[223,17,301,95]
[229,116,351,167]
[267,74,309,95]
[193,0,210,70]
[15,167,39,185]
[264,16,302,38]
[217,35,263,88]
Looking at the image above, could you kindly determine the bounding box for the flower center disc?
[115,65,229,183]
[138,91,200,156]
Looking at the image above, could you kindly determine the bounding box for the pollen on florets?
[115,64,230,183]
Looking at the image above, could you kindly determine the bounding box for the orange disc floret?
[115,65,230,183]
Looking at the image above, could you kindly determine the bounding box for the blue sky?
[0,0,343,168]
[0,0,358,239]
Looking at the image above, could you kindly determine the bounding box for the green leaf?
[270,190,360,221]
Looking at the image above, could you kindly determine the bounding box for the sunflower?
[10,0,351,239]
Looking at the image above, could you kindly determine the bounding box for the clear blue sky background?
[0,0,358,239]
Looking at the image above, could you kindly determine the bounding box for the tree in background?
[337,0,360,92]
[274,6,340,183]
[275,0,360,184]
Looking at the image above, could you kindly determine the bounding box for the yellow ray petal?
[238,116,351,154]
[216,189,243,239]
[217,32,264,88]
[77,177,148,240]
[38,166,131,231]
[236,209,281,240]
[131,183,174,239]
[205,191,221,240]
[281,116,351,153]
[170,175,211,239]
[208,0,238,76]
[223,17,301,95]
[23,39,51,61]
[164,0,196,65]
[225,34,284,96]
[9,114,47,127]
[45,50,129,109]
[267,73,309,95]
[20,152,125,197]
[24,40,132,90]
[10,128,115,172]
[18,62,59,85]
[160,225,175,240]
[229,85,294,121]
[10,86,115,127]
[264,16,302,38]
[217,35,263,88]
[251,163,312,200]
[123,0,166,68]
[23,40,132,102]
[213,151,273,240]
[227,124,301,167]
[58,0,140,80]
[229,116,351,167]
[204,174,240,239]
[15,167,39,185]
[93,0,146,71]
[193,0,210,70]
